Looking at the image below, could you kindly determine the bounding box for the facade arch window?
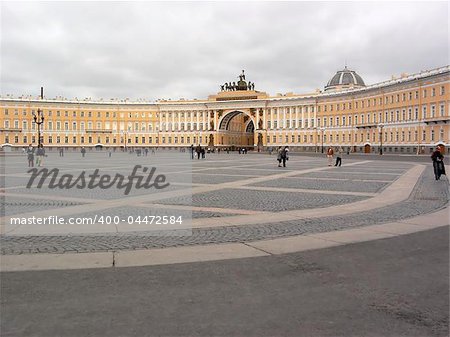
[431,130,435,141]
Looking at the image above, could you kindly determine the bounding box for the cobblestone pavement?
[1,163,448,255]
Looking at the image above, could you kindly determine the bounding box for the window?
[440,86,445,95]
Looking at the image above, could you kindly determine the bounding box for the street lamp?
[320,127,325,153]
[378,123,384,155]
[33,87,45,147]
[120,129,129,151]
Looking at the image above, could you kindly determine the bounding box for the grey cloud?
[1,1,448,101]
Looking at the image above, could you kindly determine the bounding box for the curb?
[1,206,448,272]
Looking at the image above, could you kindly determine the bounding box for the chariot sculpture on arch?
[220,70,255,91]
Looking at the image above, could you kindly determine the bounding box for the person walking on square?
[281,146,288,167]
[26,144,35,167]
[190,144,194,159]
[196,145,201,160]
[326,147,334,166]
[431,146,445,180]
[334,147,342,167]
[81,146,86,158]
[35,144,45,167]
[277,146,282,167]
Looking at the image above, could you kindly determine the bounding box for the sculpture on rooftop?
[220,70,255,92]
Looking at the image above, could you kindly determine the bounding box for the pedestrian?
[431,146,446,180]
[196,145,201,160]
[201,148,205,159]
[81,146,86,157]
[35,144,45,167]
[59,147,64,157]
[26,144,35,167]
[108,149,112,157]
[334,147,342,167]
[326,147,334,166]
[145,148,148,156]
[277,146,288,167]
[190,144,194,159]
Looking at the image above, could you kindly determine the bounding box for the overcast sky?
[1,1,448,101]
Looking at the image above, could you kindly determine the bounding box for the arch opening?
[217,110,255,149]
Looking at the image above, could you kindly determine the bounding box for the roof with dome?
[325,66,366,91]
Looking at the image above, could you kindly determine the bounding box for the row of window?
[2,109,213,119]
[3,135,208,145]
[266,129,445,144]
[2,121,210,132]
[266,104,446,129]
[319,86,446,112]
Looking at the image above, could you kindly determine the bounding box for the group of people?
[26,144,45,167]
[190,144,206,160]
[326,147,343,167]
[431,146,446,180]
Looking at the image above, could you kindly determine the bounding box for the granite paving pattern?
[1,168,447,255]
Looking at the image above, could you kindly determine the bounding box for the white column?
[301,106,305,129]
[263,108,267,129]
[270,108,274,129]
[277,108,280,129]
[295,106,299,129]
[171,111,175,132]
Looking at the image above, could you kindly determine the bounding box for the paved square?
[0,151,448,254]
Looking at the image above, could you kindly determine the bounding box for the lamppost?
[378,123,384,155]
[320,127,325,153]
[120,130,128,151]
[33,87,45,147]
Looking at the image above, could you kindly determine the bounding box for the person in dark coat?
[26,144,35,167]
[81,147,86,157]
[431,147,445,180]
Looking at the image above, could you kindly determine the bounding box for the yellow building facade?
[1,66,449,154]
